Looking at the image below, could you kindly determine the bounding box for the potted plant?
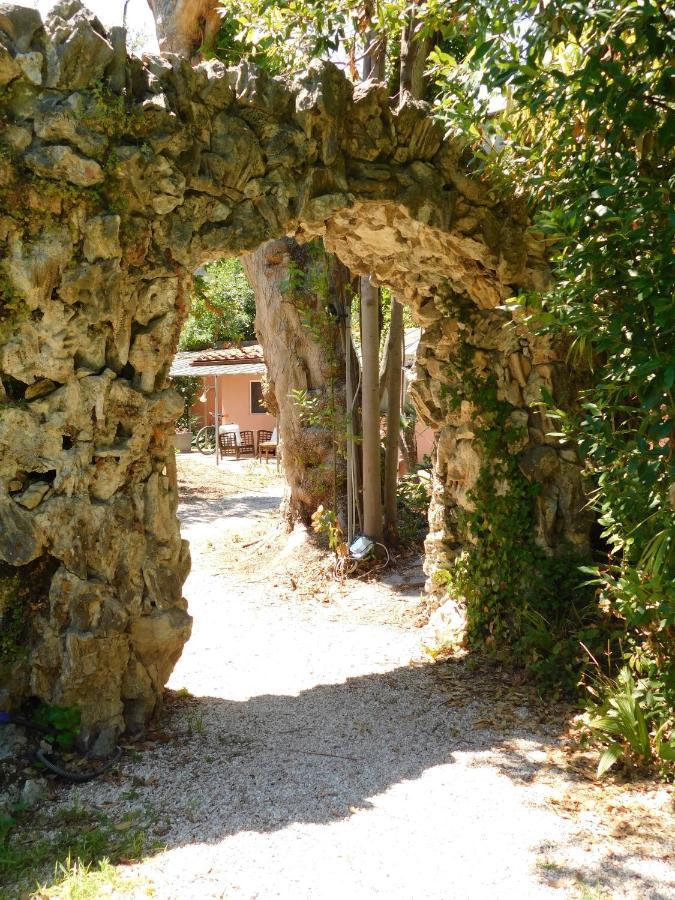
[173,427,193,453]
[171,375,201,453]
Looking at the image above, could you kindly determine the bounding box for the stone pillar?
[409,290,592,592]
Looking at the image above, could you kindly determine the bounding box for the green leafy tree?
[425,0,674,771]
[211,0,408,79]
[172,375,202,431]
[179,258,256,351]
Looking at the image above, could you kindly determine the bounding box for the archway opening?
[0,4,589,746]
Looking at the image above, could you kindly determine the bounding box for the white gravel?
[58,456,675,900]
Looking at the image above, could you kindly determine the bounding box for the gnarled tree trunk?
[242,240,347,524]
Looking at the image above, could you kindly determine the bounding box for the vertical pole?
[214,375,220,466]
[360,275,383,541]
[345,301,354,545]
[384,297,404,537]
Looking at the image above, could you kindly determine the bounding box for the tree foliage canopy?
[179,258,257,351]
[424,0,674,771]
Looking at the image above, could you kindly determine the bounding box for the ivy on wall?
[439,314,610,695]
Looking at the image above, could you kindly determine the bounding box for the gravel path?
[57,456,675,899]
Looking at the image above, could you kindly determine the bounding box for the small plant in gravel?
[582,666,675,779]
[34,854,153,899]
[0,803,153,897]
[311,505,346,555]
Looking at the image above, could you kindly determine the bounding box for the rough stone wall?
[410,301,591,589]
[0,0,587,741]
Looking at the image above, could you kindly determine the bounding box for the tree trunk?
[362,29,387,81]
[360,276,383,541]
[399,4,432,102]
[146,0,220,58]
[383,297,404,538]
[242,240,347,525]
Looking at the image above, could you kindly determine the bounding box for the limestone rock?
[83,215,121,262]
[34,93,108,157]
[3,226,73,310]
[15,481,51,509]
[24,144,104,186]
[15,50,42,84]
[0,4,43,50]
[0,496,44,565]
[20,778,46,807]
[44,0,114,90]
[0,42,20,87]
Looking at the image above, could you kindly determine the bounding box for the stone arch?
[0,2,589,746]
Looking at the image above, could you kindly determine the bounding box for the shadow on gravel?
[177,492,282,527]
[110,658,671,900]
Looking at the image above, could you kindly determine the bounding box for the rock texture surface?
[0,0,588,740]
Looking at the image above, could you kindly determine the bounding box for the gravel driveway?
[52,455,675,899]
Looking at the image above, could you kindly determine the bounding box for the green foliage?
[0,268,26,341]
[83,82,143,140]
[291,388,334,430]
[396,468,430,547]
[213,0,408,78]
[584,667,675,779]
[1,803,150,896]
[179,258,256,351]
[33,703,81,752]
[438,325,607,693]
[0,571,24,665]
[428,0,674,768]
[0,557,55,666]
[311,504,345,554]
[171,375,202,432]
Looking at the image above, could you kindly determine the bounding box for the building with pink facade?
[170,343,277,440]
[169,334,436,463]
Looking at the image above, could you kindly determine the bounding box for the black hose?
[2,713,51,733]
[35,746,123,783]
[1,712,123,782]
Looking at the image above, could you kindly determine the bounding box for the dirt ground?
[2,452,674,899]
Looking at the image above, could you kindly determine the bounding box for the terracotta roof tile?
[191,342,264,365]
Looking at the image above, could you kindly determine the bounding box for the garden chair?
[239,430,255,457]
[219,431,239,458]
[257,429,278,463]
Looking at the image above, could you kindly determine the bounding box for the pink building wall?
[415,423,435,463]
[191,374,276,435]
[190,371,432,462]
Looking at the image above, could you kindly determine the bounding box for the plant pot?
[173,431,192,453]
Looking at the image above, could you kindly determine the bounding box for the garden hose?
[34,746,123,783]
[1,711,123,782]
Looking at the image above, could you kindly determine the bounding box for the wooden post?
[214,375,220,466]
[360,275,383,541]
[383,297,404,538]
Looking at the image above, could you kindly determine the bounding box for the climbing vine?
[442,322,609,694]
